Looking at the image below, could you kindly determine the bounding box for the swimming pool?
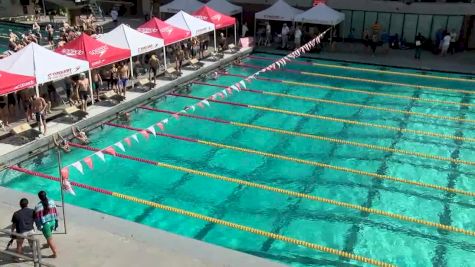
[2,52,475,266]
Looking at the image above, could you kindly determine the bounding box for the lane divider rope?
[172,93,475,143]
[68,142,475,239]
[248,55,475,83]
[195,81,475,125]
[220,73,475,108]
[140,106,475,167]
[105,122,475,198]
[8,166,391,267]
[237,63,475,95]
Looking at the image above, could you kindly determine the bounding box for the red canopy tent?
[137,17,191,45]
[193,5,237,45]
[0,71,36,95]
[55,34,131,69]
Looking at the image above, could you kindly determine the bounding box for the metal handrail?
[0,228,55,267]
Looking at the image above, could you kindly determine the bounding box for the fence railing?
[0,228,55,267]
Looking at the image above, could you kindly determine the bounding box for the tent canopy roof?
[137,17,191,45]
[206,0,242,16]
[0,70,36,95]
[99,24,164,56]
[55,34,131,68]
[0,43,89,84]
[160,0,204,14]
[294,3,345,26]
[193,6,236,30]
[255,0,303,22]
[166,11,215,37]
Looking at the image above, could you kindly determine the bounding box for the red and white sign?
[55,34,131,69]
[138,17,191,45]
[313,0,326,5]
[0,71,36,95]
[193,6,236,30]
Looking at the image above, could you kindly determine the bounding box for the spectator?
[34,191,58,258]
[294,26,302,49]
[441,32,451,56]
[111,9,119,25]
[265,22,271,46]
[10,198,35,257]
[449,29,457,54]
[281,23,289,49]
[415,33,423,60]
[241,22,248,38]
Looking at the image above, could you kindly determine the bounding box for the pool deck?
[256,42,475,75]
[0,47,252,167]
[0,187,284,267]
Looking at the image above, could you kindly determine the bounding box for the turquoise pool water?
[2,53,475,266]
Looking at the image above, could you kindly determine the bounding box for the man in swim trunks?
[76,73,89,112]
[119,63,129,97]
[32,94,47,134]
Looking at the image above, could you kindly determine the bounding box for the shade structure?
[98,24,164,57]
[160,0,204,14]
[137,17,191,45]
[0,71,36,95]
[55,33,131,68]
[193,5,236,30]
[206,0,242,16]
[0,43,89,84]
[255,0,303,22]
[166,11,215,37]
[294,3,345,26]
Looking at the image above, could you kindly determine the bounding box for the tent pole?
[88,69,94,105]
[129,57,134,89]
[214,30,217,52]
[253,18,256,42]
[163,47,167,69]
[35,84,40,97]
[234,23,237,45]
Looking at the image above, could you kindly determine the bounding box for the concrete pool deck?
[0,187,284,267]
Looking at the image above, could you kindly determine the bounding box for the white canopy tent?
[160,0,204,14]
[0,43,89,96]
[254,0,303,40]
[166,11,216,48]
[255,0,302,22]
[99,24,166,73]
[207,0,242,16]
[294,3,345,43]
[294,3,345,26]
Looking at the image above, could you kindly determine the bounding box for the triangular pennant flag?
[210,94,217,100]
[226,87,233,93]
[172,113,180,120]
[71,161,84,175]
[84,157,93,170]
[60,167,69,180]
[62,179,76,196]
[218,92,225,99]
[190,105,196,112]
[162,118,169,124]
[131,134,139,143]
[239,80,246,89]
[156,122,164,131]
[140,130,150,139]
[115,142,125,152]
[202,100,210,106]
[197,102,204,108]
[231,85,239,92]
[222,89,228,97]
[95,151,105,162]
[276,61,281,68]
[104,146,117,156]
[147,126,156,136]
[124,137,131,146]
